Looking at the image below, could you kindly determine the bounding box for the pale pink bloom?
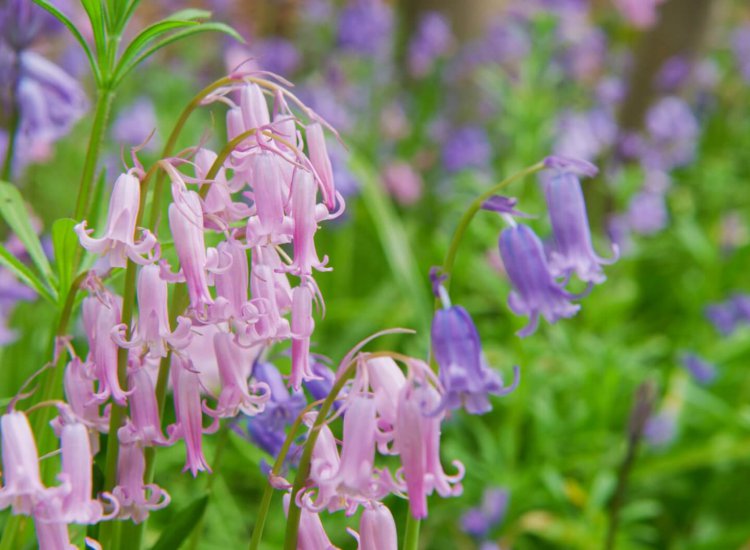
[213,239,250,320]
[195,148,250,230]
[288,170,329,276]
[366,357,406,453]
[75,172,158,268]
[245,152,292,246]
[36,422,115,524]
[203,332,270,418]
[0,411,48,514]
[112,441,170,523]
[249,245,292,343]
[290,282,316,390]
[54,357,109,433]
[355,502,398,550]
[283,492,338,550]
[182,324,256,394]
[114,264,192,358]
[168,355,219,475]
[306,122,336,210]
[34,520,76,550]
[118,366,168,446]
[303,422,342,513]
[613,0,665,29]
[165,188,214,313]
[382,162,423,206]
[240,83,271,130]
[82,295,130,405]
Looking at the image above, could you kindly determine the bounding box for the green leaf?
[115,19,201,77]
[0,182,54,285]
[149,495,209,550]
[0,243,55,304]
[51,219,78,299]
[29,0,101,85]
[80,0,107,64]
[112,22,243,87]
[164,8,212,21]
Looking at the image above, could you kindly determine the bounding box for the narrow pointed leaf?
[80,0,107,63]
[51,218,78,298]
[29,0,101,84]
[0,182,53,285]
[0,244,55,304]
[116,19,200,75]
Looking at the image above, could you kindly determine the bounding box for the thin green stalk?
[283,362,359,550]
[74,89,115,221]
[403,514,421,550]
[1,52,21,181]
[440,162,545,293]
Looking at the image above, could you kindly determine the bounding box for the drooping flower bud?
[357,502,398,550]
[0,411,47,514]
[306,122,336,210]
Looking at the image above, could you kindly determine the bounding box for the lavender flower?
[643,96,698,170]
[408,12,452,77]
[680,352,716,385]
[461,487,510,538]
[431,303,519,414]
[442,126,491,173]
[626,191,668,235]
[337,0,393,58]
[112,97,159,148]
[705,294,750,336]
[543,157,617,284]
[731,25,750,83]
[252,38,300,76]
[498,224,582,337]
[644,411,677,447]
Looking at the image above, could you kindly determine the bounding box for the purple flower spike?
[461,487,509,538]
[680,352,717,385]
[481,196,530,218]
[498,224,582,337]
[431,305,519,414]
[544,166,618,284]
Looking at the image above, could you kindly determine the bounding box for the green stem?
[440,162,545,293]
[74,88,115,221]
[403,514,421,550]
[283,362,359,550]
[1,51,21,181]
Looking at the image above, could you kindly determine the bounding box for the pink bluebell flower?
[112,441,170,523]
[354,502,398,550]
[0,411,48,514]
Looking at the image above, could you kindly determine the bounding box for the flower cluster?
[0,73,346,545]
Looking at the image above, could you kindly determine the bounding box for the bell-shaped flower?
[543,157,617,284]
[302,358,337,404]
[213,239,250,320]
[282,492,336,550]
[246,152,292,246]
[167,355,219,475]
[306,122,336,210]
[249,249,291,342]
[301,421,342,513]
[36,422,116,524]
[83,296,130,405]
[204,332,270,418]
[0,411,48,514]
[118,366,168,446]
[287,170,330,276]
[115,264,192,358]
[241,82,271,130]
[431,304,519,415]
[75,172,158,268]
[195,148,250,230]
[290,282,316,390]
[112,441,170,523]
[355,502,398,550]
[166,188,214,313]
[365,357,405,452]
[34,520,76,550]
[498,224,582,337]
[55,357,109,433]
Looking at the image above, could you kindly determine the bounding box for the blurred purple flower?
[408,12,452,77]
[337,0,393,58]
[626,191,668,235]
[680,352,716,385]
[461,487,509,538]
[442,126,491,173]
[613,0,666,29]
[656,56,691,92]
[382,162,423,206]
[731,25,750,82]
[643,96,698,170]
[554,109,617,162]
[644,411,676,447]
[112,97,159,149]
[705,294,750,336]
[252,38,300,77]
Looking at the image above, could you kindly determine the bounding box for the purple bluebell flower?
[337,0,393,58]
[243,362,306,461]
[498,224,582,337]
[302,358,336,403]
[461,487,509,538]
[431,302,519,414]
[252,38,300,76]
[643,96,698,170]
[656,56,691,92]
[543,157,618,284]
[731,25,750,83]
[481,196,530,218]
[408,12,452,78]
[442,126,491,173]
[112,97,159,149]
[0,0,45,50]
[554,109,617,162]
[626,191,668,235]
[644,411,677,447]
[680,352,716,385]
[705,301,737,336]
